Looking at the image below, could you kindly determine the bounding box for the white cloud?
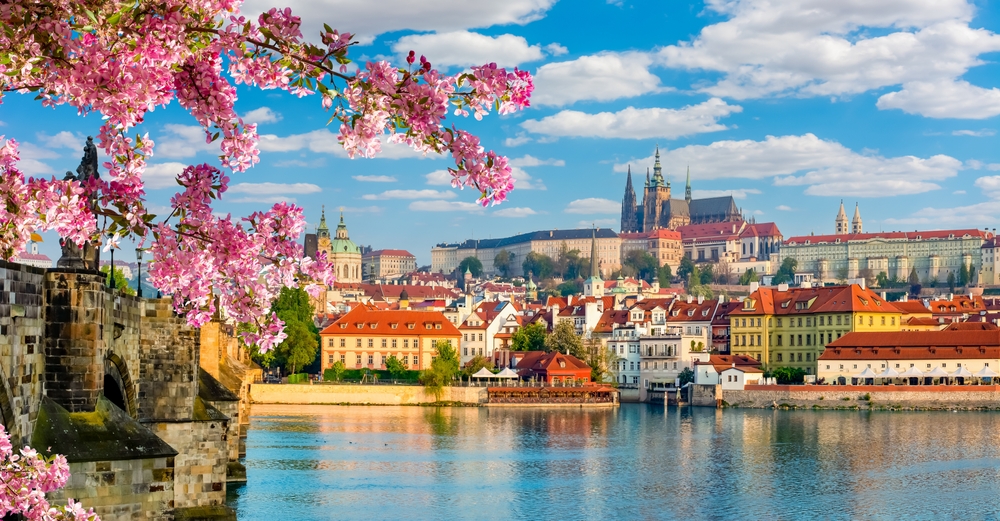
[522,98,741,139]
[352,175,397,182]
[258,129,437,159]
[691,188,761,200]
[341,206,383,214]
[753,210,764,215]
[613,133,962,197]
[16,142,59,176]
[391,31,548,68]
[509,155,565,167]
[143,162,187,189]
[493,207,537,217]
[532,52,667,106]
[656,0,1000,118]
[953,190,967,194]
[425,169,453,186]
[877,80,1000,119]
[952,129,996,137]
[885,175,1000,226]
[510,167,545,190]
[504,133,532,147]
[37,131,84,150]
[240,0,557,44]
[363,189,456,200]
[565,198,620,214]
[544,43,568,56]
[576,218,618,229]
[776,205,794,211]
[408,200,485,212]
[243,107,283,125]
[273,158,327,168]
[229,182,322,195]
[156,124,218,158]
[230,195,299,204]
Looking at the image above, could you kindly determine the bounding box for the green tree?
[772,258,798,285]
[947,271,956,293]
[969,265,977,286]
[493,250,515,278]
[623,250,658,282]
[326,360,346,381]
[771,366,807,384]
[385,355,408,380]
[677,256,695,282]
[545,321,585,359]
[835,266,849,284]
[583,336,615,383]
[240,322,275,369]
[875,271,889,288]
[461,354,494,378]
[557,280,580,296]
[511,323,547,351]
[657,265,673,287]
[459,256,483,278]
[959,264,970,287]
[688,265,700,288]
[100,265,135,296]
[908,266,920,286]
[698,263,714,285]
[275,320,318,375]
[522,251,555,279]
[678,367,695,386]
[419,340,460,399]
[739,268,759,286]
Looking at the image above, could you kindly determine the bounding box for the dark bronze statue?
[57,136,101,270]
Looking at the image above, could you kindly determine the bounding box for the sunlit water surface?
[228,404,1000,520]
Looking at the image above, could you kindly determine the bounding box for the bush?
[322,368,420,382]
[771,366,807,385]
[286,373,309,384]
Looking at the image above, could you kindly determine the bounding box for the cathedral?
[620,146,741,233]
[304,207,363,283]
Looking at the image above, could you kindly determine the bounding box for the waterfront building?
[620,148,741,233]
[711,301,741,353]
[693,354,763,386]
[597,313,643,387]
[982,236,1000,285]
[638,327,708,401]
[730,284,903,374]
[431,228,622,277]
[817,327,1000,384]
[457,300,519,364]
[363,249,417,279]
[777,203,991,285]
[514,351,592,384]
[304,208,363,283]
[318,304,461,372]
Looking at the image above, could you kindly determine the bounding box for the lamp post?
[108,242,115,289]
[136,247,143,298]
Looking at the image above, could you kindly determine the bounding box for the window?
[836,316,842,325]
[881,316,885,326]
[806,317,811,327]
[340,354,345,364]
[368,338,374,348]
[757,335,761,346]
[356,354,362,365]
[413,356,419,366]
[478,334,483,341]
[463,334,467,341]
[742,335,747,346]
[826,365,831,370]
[742,318,747,328]
[404,339,409,348]
[392,339,397,348]
[798,334,802,346]
[797,353,802,362]
[869,316,873,326]
[328,354,334,365]
[463,347,468,356]
[673,362,677,369]
[368,354,374,365]
[777,318,783,327]
[403,355,409,365]
[381,338,387,348]
[806,353,811,362]
[777,335,783,346]
[778,353,783,362]
[895,364,900,368]
[356,338,362,348]
[858,316,863,325]
[340,338,346,348]
[891,317,895,325]
[749,336,754,346]
[380,355,386,366]
[798,318,802,327]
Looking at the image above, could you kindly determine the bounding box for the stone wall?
[724,385,1000,409]
[689,384,721,407]
[51,457,175,521]
[0,260,46,445]
[137,299,198,421]
[250,384,488,405]
[150,412,228,510]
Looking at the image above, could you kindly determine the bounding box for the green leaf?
[108,12,122,25]
[84,9,98,24]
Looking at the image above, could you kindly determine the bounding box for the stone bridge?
[0,260,258,520]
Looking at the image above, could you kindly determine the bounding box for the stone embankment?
[724,385,1000,410]
[250,383,487,405]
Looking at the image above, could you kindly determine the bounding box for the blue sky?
[9,0,1000,265]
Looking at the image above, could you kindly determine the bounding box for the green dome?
[331,212,360,254]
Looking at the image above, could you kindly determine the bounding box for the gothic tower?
[835,200,848,235]
[684,166,692,203]
[620,165,638,233]
[642,145,671,232]
[852,203,863,234]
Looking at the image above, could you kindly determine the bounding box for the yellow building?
[318,304,461,372]
[730,284,903,374]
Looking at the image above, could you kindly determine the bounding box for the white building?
[607,325,643,387]
[457,300,519,365]
[638,327,709,401]
[14,242,52,269]
[720,366,764,390]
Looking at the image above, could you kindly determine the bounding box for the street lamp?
[136,247,143,298]
[108,241,115,289]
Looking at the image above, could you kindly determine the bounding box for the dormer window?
[370,323,378,329]
[340,323,347,329]
[390,323,398,329]
[355,322,364,329]
[407,323,415,329]
[435,324,441,329]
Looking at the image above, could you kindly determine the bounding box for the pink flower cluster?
[0,0,532,352]
[0,425,100,521]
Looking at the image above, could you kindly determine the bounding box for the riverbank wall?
[249,384,488,405]
[723,385,1000,410]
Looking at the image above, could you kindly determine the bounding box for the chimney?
[778,283,789,292]
[901,293,908,302]
[698,295,704,304]
[880,291,887,300]
[749,281,760,293]
[949,293,954,301]
[686,295,693,304]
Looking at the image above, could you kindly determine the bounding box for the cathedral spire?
[590,227,600,279]
[684,165,692,203]
[852,202,862,234]
[645,167,650,188]
[835,200,848,235]
[317,205,330,239]
[652,144,664,186]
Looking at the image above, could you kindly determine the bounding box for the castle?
[620,146,741,233]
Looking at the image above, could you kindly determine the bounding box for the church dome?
[331,212,361,254]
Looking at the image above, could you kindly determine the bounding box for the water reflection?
[229,405,1000,520]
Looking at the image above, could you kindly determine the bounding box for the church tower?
[642,145,671,232]
[584,228,605,297]
[620,165,638,233]
[684,166,692,203]
[835,201,848,235]
[317,205,331,253]
[852,203,863,234]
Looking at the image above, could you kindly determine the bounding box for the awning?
[875,367,900,379]
[974,366,999,378]
[472,367,496,378]
[898,367,925,378]
[951,366,974,378]
[854,367,878,379]
[496,367,520,378]
[925,367,949,378]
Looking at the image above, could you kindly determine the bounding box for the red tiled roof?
[366,249,415,258]
[945,322,998,331]
[892,301,932,314]
[319,304,461,337]
[733,285,900,316]
[695,354,762,373]
[677,221,744,241]
[826,330,1000,350]
[667,299,718,322]
[593,309,631,333]
[741,222,781,237]
[786,229,990,245]
[925,296,984,315]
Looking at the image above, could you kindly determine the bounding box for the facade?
[318,305,461,372]
[620,147,741,233]
[983,236,1000,286]
[607,324,642,387]
[514,351,592,384]
[677,220,782,264]
[363,249,417,279]
[303,208,363,283]
[457,300,519,364]
[431,228,622,277]
[693,354,763,386]
[619,229,684,269]
[638,328,708,401]
[730,284,903,374]
[778,204,990,285]
[817,329,1000,384]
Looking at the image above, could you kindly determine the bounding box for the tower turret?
[835,200,848,235]
[852,203,862,234]
[621,165,638,233]
[652,145,665,186]
[684,165,692,203]
[317,205,330,239]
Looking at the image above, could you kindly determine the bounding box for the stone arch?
[103,352,137,418]
[0,364,17,445]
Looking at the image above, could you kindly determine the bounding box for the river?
[227,404,1000,520]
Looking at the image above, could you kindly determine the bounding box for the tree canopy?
[269,287,319,375]
[459,256,483,278]
[623,250,657,282]
[523,252,555,279]
[772,258,798,285]
[511,323,547,351]
[545,321,585,359]
[493,250,515,278]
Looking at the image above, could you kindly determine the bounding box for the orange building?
[318,304,461,372]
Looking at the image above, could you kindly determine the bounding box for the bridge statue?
[57,136,101,270]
